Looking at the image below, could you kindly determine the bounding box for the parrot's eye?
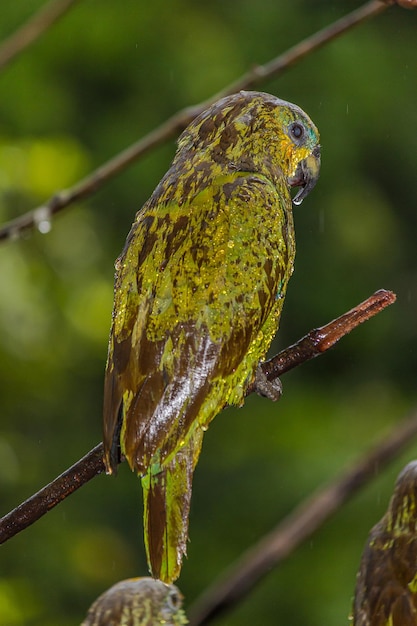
[289,122,305,141]
[166,589,181,610]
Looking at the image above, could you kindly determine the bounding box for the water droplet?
[34,206,52,234]
[201,424,208,432]
[227,240,234,249]
[292,196,303,206]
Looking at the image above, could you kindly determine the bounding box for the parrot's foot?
[253,366,282,401]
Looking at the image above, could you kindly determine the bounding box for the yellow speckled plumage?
[81,577,187,625]
[353,462,417,625]
[103,90,320,582]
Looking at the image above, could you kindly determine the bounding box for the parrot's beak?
[289,145,321,206]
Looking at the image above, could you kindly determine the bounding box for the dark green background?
[0,1,416,624]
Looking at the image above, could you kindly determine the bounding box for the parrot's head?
[177,90,320,205]
[387,461,417,534]
[82,577,188,625]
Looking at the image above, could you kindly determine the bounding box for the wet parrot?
[103,90,321,582]
[81,577,187,625]
[353,461,417,625]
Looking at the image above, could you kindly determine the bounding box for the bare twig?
[249,288,396,390]
[0,444,104,544]
[209,0,389,101]
[384,0,417,8]
[0,0,81,72]
[0,290,395,545]
[0,0,390,243]
[188,411,417,626]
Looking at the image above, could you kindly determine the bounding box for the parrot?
[103,90,321,583]
[353,461,417,625]
[81,577,187,625]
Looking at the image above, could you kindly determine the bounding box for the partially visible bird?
[353,461,417,625]
[81,577,187,626]
[103,90,321,582]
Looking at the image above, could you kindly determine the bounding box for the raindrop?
[34,206,52,234]
[292,196,304,207]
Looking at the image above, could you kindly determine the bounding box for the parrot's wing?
[103,172,291,475]
[355,581,417,626]
[103,172,292,583]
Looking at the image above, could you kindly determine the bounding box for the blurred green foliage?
[0,1,416,624]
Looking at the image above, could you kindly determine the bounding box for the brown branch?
[0,289,395,545]
[188,411,417,626]
[0,444,104,544]
[0,0,390,243]
[210,0,388,101]
[0,0,81,72]
[248,288,396,390]
[384,0,417,8]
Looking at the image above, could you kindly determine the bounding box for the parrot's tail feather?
[141,429,204,583]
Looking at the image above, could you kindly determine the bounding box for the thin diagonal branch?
[0,289,395,544]
[0,0,81,72]
[188,410,417,626]
[247,288,396,393]
[210,0,388,101]
[0,445,104,543]
[0,0,390,243]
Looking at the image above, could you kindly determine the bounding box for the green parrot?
[353,461,417,625]
[103,90,321,583]
[81,577,187,625]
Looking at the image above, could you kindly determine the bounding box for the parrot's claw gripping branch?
[253,366,283,401]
